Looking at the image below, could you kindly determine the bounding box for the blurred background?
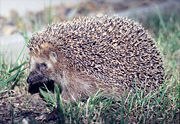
[0,0,180,63]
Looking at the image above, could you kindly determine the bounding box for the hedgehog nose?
[27,71,36,84]
[27,76,31,84]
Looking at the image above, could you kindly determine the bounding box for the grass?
[0,9,179,123]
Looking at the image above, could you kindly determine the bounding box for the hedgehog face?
[27,50,59,94]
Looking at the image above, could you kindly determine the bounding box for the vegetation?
[0,10,179,123]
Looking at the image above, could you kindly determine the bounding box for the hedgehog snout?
[27,70,55,94]
[27,71,44,84]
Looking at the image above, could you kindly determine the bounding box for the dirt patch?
[0,88,50,123]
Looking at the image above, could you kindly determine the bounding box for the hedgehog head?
[27,43,62,93]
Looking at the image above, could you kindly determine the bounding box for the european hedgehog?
[27,16,164,103]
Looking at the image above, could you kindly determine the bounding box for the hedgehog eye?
[40,63,47,70]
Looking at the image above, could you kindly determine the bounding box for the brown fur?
[29,44,100,102]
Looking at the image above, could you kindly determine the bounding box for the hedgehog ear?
[49,51,58,63]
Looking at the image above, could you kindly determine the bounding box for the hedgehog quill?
[27,16,164,103]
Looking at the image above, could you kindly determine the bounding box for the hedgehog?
[27,16,164,103]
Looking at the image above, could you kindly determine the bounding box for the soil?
[0,87,50,123]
